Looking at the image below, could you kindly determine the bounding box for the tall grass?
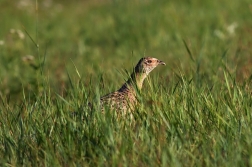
[0,0,252,166]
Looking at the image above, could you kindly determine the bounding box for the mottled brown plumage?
[100,57,165,113]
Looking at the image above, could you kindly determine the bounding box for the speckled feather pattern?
[100,84,136,113]
[100,57,165,113]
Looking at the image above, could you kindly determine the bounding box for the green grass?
[0,0,252,166]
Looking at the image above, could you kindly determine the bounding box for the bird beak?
[158,60,166,65]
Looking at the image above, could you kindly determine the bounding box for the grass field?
[0,0,252,166]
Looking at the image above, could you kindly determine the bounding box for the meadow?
[0,0,252,166]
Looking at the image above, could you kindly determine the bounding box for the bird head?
[134,57,166,75]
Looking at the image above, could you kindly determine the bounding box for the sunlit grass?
[0,0,252,166]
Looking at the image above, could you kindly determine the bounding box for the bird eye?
[147,60,152,63]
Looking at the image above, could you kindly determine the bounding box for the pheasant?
[100,57,165,114]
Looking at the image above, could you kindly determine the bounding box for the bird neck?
[127,72,147,90]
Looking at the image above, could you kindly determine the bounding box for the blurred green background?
[1,1,252,166]
[0,0,251,101]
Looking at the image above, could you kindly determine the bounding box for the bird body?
[100,57,165,113]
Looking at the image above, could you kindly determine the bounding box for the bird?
[99,57,165,114]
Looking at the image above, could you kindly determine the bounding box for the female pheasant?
[100,57,165,113]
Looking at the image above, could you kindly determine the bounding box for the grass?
[0,0,252,166]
